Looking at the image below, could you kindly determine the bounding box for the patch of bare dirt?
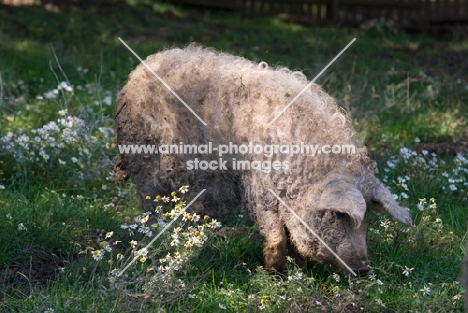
[0,245,65,287]
[415,132,468,157]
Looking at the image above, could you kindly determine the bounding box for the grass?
[0,1,467,312]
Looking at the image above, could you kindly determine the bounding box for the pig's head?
[289,172,412,274]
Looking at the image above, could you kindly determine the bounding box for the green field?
[0,1,467,312]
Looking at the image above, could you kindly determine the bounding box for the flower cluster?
[35,81,73,100]
[443,154,468,191]
[415,197,448,234]
[0,109,115,186]
[382,145,467,195]
[369,216,400,244]
[89,187,221,298]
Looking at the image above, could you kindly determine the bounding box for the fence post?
[328,0,339,24]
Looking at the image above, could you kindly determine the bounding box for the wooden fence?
[171,0,468,28]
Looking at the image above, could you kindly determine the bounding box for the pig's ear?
[371,183,412,226]
[318,179,366,229]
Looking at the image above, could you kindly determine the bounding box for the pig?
[114,44,412,274]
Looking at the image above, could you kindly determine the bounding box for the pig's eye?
[334,212,353,228]
[335,212,346,218]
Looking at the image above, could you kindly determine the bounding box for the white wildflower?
[420,285,431,296]
[402,266,414,277]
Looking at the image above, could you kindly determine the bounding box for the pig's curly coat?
[114,44,412,272]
